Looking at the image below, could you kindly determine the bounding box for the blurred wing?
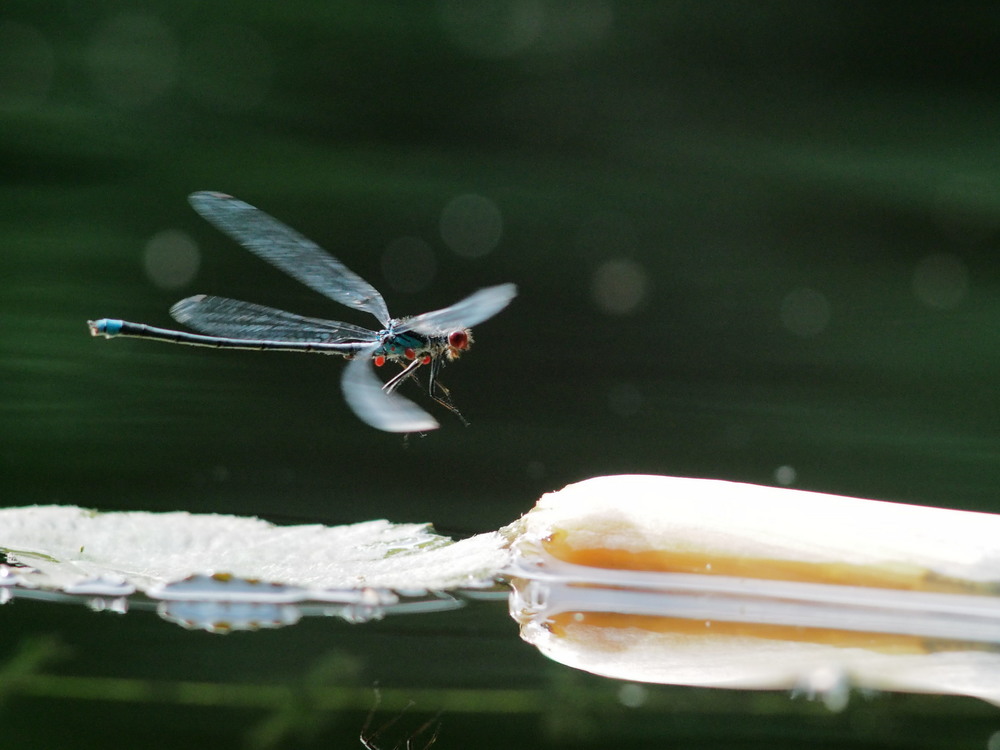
[171,295,376,343]
[396,283,517,335]
[189,192,391,326]
[341,345,440,433]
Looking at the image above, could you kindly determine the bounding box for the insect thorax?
[373,331,434,360]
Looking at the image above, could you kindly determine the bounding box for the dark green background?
[3,2,999,748]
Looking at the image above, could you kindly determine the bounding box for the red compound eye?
[448,330,469,350]
[373,355,386,367]
[421,354,432,364]
[404,348,416,360]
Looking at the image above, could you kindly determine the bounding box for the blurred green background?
[3,2,1000,748]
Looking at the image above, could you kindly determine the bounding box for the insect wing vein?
[397,283,517,335]
[189,192,391,326]
[171,295,377,343]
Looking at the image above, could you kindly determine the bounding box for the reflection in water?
[360,688,441,750]
[2,474,1000,708]
[503,475,1000,708]
[3,570,471,633]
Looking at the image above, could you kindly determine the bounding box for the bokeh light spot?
[0,22,55,110]
[437,0,544,58]
[932,174,1000,244]
[438,0,613,58]
[143,230,200,290]
[591,258,648,315]
[617,683,647,708]
[607,382,642,417]
[542,1,614,54]
[440,193,503,258]
[183,25,274,113]
[381,236,437,294]
[526,460,546,480]
[780,287,830,337]
[774,465,797,486]
[87,12,178,108]
[912,253,968,310]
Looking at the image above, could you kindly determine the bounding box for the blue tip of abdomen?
[88,319,123,337]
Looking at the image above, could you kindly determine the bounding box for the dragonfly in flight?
[88,192,517,432]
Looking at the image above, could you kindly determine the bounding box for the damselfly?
[88,192,517,432]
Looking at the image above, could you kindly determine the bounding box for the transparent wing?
[171,295,378,343]
[189,192,391,326]
[341,345,440,433]
[396,283,517,335]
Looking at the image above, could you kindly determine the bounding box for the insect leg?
[427,358,469,426]
[383,358,423,394]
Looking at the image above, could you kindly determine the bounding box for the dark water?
[3,3,1000,747]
